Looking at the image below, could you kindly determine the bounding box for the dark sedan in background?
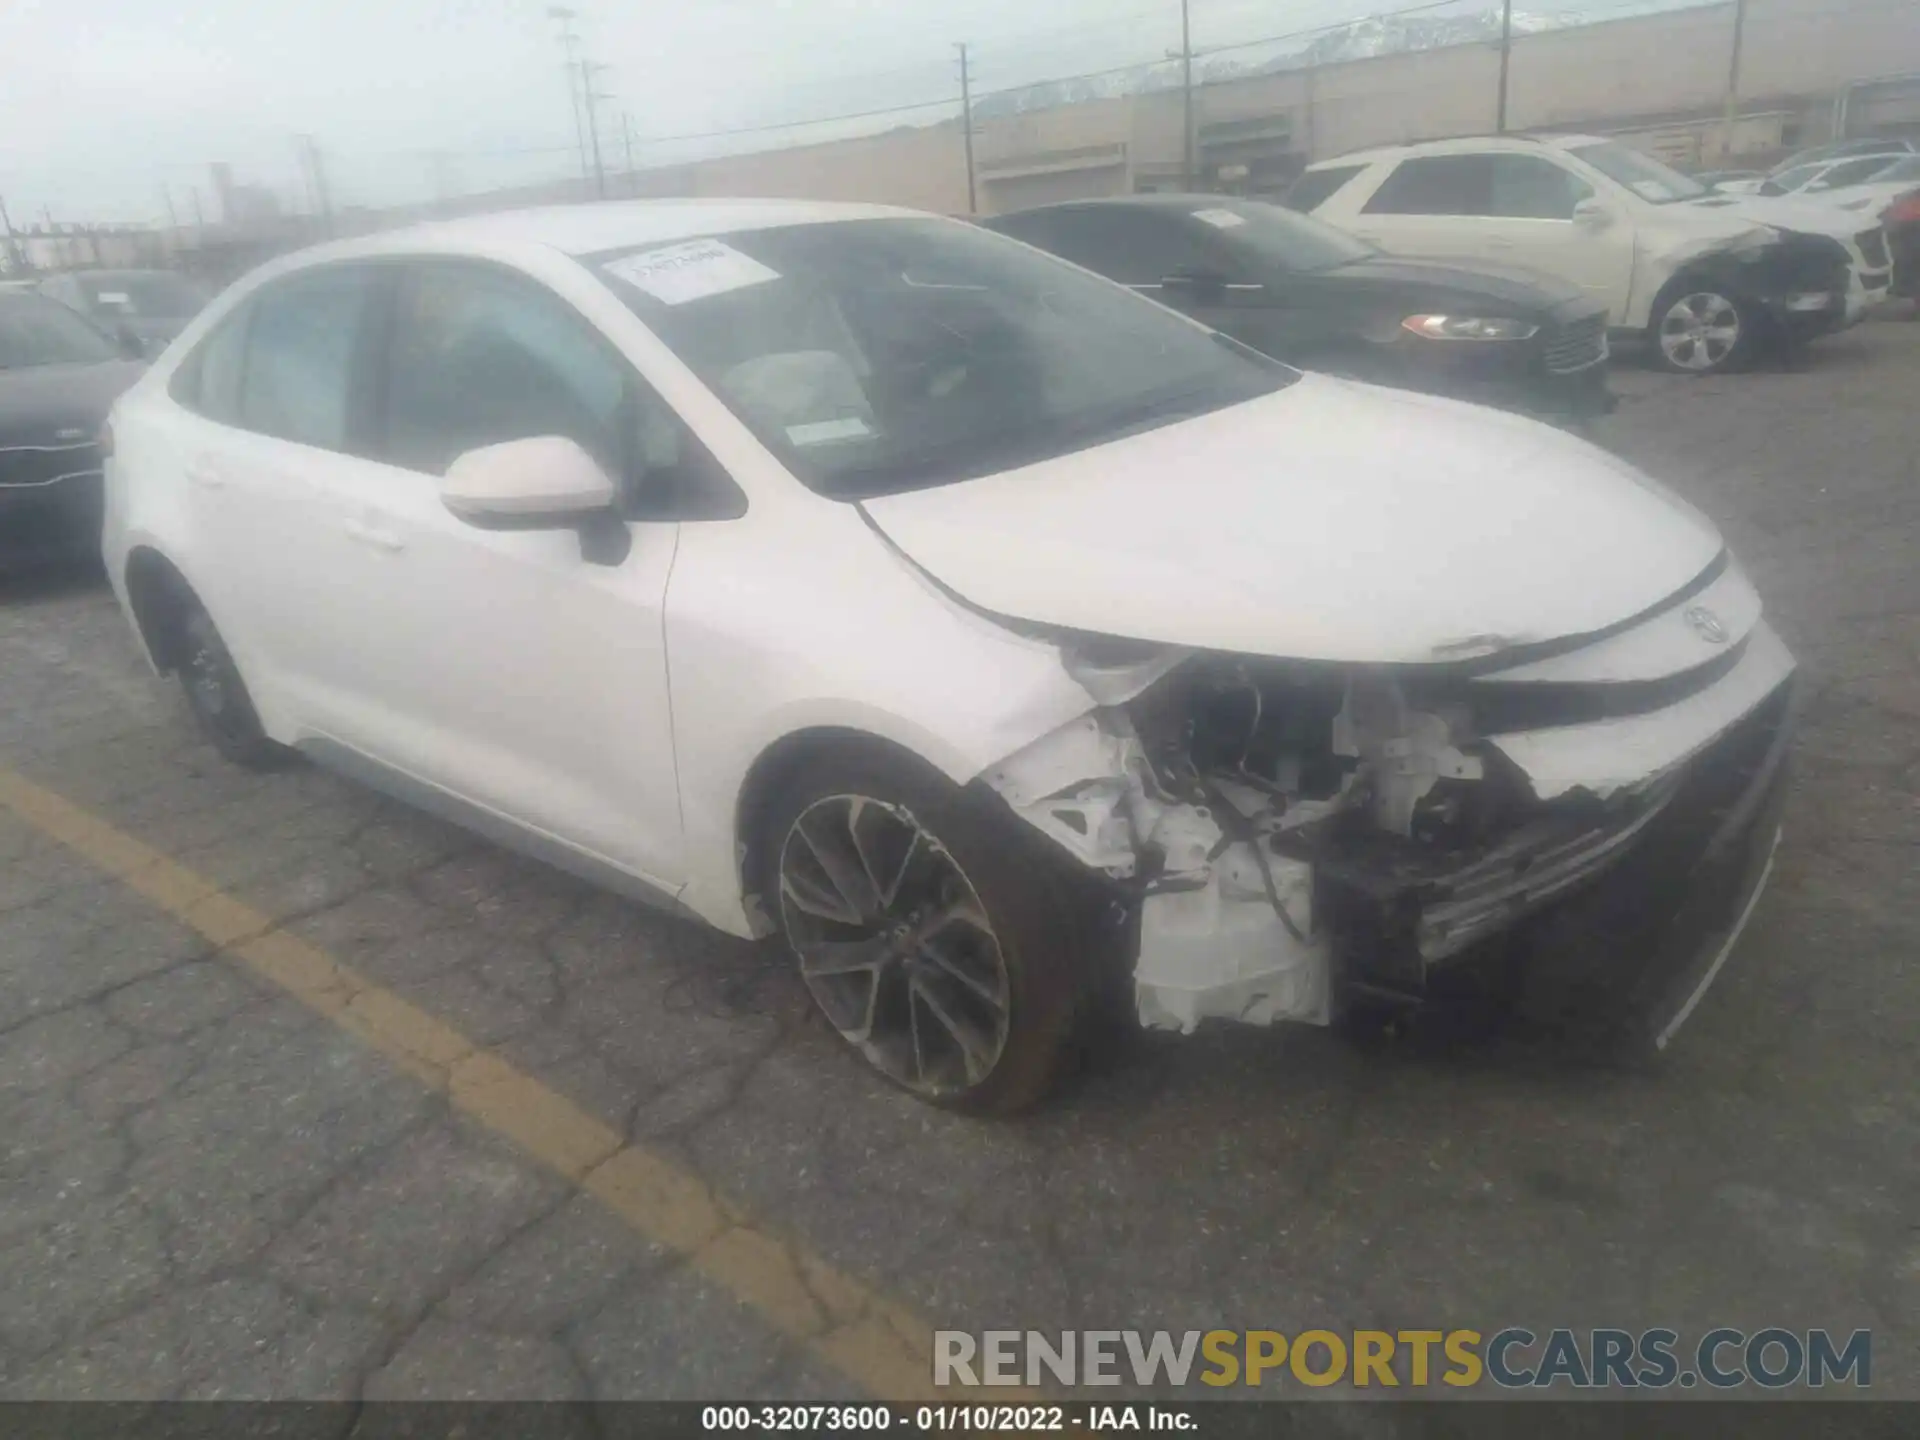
[983,194,1613,422]
[37,268,210,358]
[0,292,143,573]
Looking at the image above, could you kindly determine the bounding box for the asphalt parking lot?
[1,316,1917,1404]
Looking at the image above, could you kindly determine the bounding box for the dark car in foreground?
[0,292,144,572]
[982,194,1613,422]
[38,269,211,358]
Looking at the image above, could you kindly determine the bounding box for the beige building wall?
[603,0,1920,213]
[663,121,973,214]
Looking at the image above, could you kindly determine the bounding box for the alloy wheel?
[1658,292,1742,371]
[778,794,1012,1099]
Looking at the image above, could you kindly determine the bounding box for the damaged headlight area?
[982,628,1795,1039]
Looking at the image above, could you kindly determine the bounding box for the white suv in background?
[1292,134,1892,373]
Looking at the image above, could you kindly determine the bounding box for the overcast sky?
[1,0,1674,226]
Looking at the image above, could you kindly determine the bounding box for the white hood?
[861,376,1725,666]
[1689,191,1872,242]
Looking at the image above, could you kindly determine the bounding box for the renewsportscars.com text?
[933,1328,1872,1390]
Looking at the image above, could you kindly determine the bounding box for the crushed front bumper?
[1326,672,1795,1046]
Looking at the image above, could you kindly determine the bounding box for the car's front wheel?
[1649,286,1760,373]
[762,750,1094,1114]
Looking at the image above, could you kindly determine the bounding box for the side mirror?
[441,435,618,530]
[1571,199,1614,230]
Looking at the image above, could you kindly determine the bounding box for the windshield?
[79,272,208,319]
[1190,198,1376,272]
[1871,156,1920,183]
[1569,141,1708,204]
[0,294,119,367]
[594,217,1291,500]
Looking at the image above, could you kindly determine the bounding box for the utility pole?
[548,7,591,187]
[1495,0,1514,133]
[296,135,334,235]
[1180,0,1194,190]
[0,195,23,275]
[581,58,609,198]
[1722,0,1749,158]
[956,43,977,214]
[622,111,637,195]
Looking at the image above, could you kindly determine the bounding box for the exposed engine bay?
[982,597,1796,1034]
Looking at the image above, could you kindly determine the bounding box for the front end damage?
[981,565,1797,1043]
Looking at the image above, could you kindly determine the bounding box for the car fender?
[1625,228,1773,329]
[659,497,1110,939]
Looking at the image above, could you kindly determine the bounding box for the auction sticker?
[605,238,781,306]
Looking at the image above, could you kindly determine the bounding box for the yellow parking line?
[0,768,947,1403]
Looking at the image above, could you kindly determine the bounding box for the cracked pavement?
[0,318,1916,1400]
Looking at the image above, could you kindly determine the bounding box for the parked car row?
[0,291,147,572]
[95,198,1797,1111]
[0,268,214,575]
[981,195,1614,423]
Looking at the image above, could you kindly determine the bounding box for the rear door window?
[1361,154,1495,215]
[172,307,251,423]
[237,267,382,451]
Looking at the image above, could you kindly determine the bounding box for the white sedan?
[102,200,1796,1111]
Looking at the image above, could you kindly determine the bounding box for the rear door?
[173,263,389,729]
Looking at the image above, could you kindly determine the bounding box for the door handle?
[185,461,225,490]
[343,517,406,552]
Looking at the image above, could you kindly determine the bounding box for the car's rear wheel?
[1649,286,1759,373]
[178,605,289,771]
[762,750,1093,1114]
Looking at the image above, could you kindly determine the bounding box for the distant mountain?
[974,6,1588,120]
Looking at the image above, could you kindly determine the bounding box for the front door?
[306,259,687,886]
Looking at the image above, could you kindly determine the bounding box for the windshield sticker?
[786,416,873,446]
[604,239,781,306]
[94,291,131,304]
[1628,180,1675,201]
[1191,208,1247,229]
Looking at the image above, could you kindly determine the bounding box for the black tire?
[759,747,1097,1115]
[177,605,291,771]
[1646,282,1762,374]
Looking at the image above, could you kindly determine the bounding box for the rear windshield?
[80,273,209,319]
[1193,198,1376,273]
[593,217,1291,500]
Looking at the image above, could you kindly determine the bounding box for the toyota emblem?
[1684,606,1730,644]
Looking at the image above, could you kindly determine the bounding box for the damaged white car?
[102,200,1796,1114]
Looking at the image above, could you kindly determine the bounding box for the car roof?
[308,198,924,264]
[1304,132,1613,170]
